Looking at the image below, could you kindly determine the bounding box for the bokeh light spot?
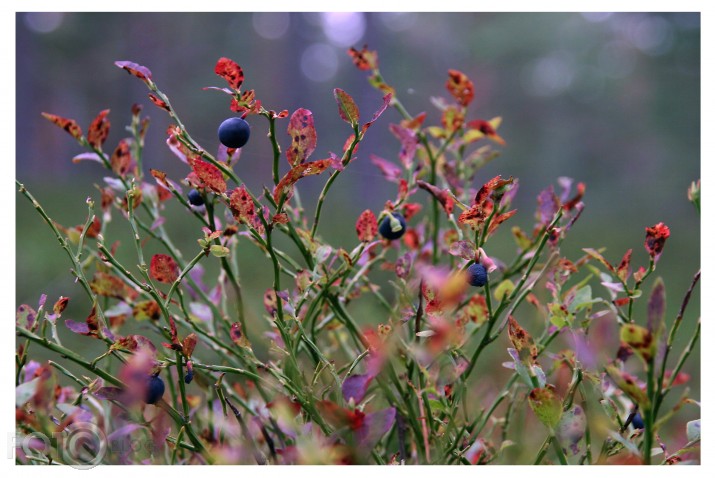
[252,12,290,40]
[24,12,65,34]
[301,43,338,82]
[320,12,365,48]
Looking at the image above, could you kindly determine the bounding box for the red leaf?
[110,139,132,177]
[273,159,333,202]
[416,180,454,214]
[356,210,378,242]
[362,93,392,133]
[446,69,475,107]
[150,254,179,284]
[215,57,244,90]
[286,108,317,166]
[87,109,110,148]
[148,93,170,112]
[645,222,670,262]
[617,249,632,282]
[41,112,83,141]
[347,45,379,71]
[487,209,518,235]
[334,88,360,126]
[114,61,152,82]
[189,158,226,194]
[370,154,402,182]
[228,185,255,224]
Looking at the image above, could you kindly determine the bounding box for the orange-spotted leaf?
[605,364,650,408]
[273,158,333,202]
[215,57,244,90]
[189,158,226,193]
[41,112,83,141]
[132,300,161,321]
[645,222,670,262]
[617,249,633,282]
[487,210,518,235]
[87,109,110,148]
[110,139,132,177]
[182,333,198,358]
[150,254,179,284]
[620,323,654,363]
[347,45,378,71]
[582,248,615,273]
[446,69,475,107]
[458,294,489,326]
[114,60,152,82]
[334,88,360,126]
[528,385,563,429]
[508,316,537,363]
[286,108,317,166]
[441,105,465,133]
[356,210,378,242]
[229,185,255,224]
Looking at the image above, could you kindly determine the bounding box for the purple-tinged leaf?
[448,240,476,261]
[107,424,145,442]
[65,319,90,335]
[557,405,587,455]
[72,152,104,164]
[357,407,396,449]
[334,88,360,126]
[342,374,373,404]
[361,93,392,133]
[286,108,317,167]
[94,386,126,401]
[389,124,418,169]
[647,277,666,335]
[16,304,37,329]
[370,154,402,182]
[114,61,152,82]
[395,252,413,279]
[535,185,559,227]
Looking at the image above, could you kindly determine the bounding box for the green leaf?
[528,385,563,429]
[568,285,597,313]
[494,279,515,302]
[210,244,230,258]
[605,364,650,409]
[620,323,655,363]
[549,302,573,329]
[16,378,40,407]
[686,419,701,442]
[334,88,360,126]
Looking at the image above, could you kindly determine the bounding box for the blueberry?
[466,263,488,287]
[631,412,644,430]
[379,213,407,240]
[187,189,204,206]
[144,374,165,405]
[218,117,251,149]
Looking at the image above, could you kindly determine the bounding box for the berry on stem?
[218,117,251,149]
[144,374,165,405]
[467,263,488,287]
[379,213,406,240]
[188,189,204,206]
[631,412,644,429]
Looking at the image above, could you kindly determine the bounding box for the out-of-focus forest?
[16,12,700,424]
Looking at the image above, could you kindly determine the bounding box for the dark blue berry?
[631,412,644,429]
[466,263,488,287]
[379,213,407,240]
[144,375,165,405]
[187,189,204,206]
[218,117,251,149]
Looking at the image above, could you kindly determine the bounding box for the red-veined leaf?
[334,88,360,126]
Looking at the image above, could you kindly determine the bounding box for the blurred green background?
[16,12,700,453]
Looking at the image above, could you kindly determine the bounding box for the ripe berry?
[631,412,644,429]
[144,374,165,405]
[187,189,204,206]
[466,263,488,287]
[379,213,406,240]
[218,117,251,149]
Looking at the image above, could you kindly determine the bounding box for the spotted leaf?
[620,323,654,363]
[214,57,244,90]
[110,139,132,177]
[606,364,650,408]
[286,108,317,166]
[189,158,226,194]
[347,45,379,71]
[446,69,475,107]
[150,254,179,284]
[356,210,378,242]
[87,109,110,148]
[228,185,255,224]
[528,385,563,429]
[41,112,83,141]
[273,158,333,202]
